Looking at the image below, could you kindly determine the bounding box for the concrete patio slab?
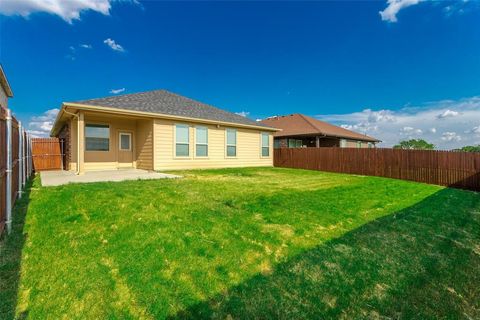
[40,169,181,186]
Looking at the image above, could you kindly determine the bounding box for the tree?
[393,139,435,150]
[457,145,480,153]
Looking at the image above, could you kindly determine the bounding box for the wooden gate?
[31,138,64,171]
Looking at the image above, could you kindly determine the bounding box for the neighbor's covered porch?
[63,110,154,174]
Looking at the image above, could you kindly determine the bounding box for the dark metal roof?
[71,89,268,128]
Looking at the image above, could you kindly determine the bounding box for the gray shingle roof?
[71,89,267,128]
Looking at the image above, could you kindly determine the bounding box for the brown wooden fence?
[1,107,33,236]
[32,138,64,171]
[274,148,480,192]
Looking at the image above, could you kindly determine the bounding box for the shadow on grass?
[170,188,480,319]
[0,179,34,320]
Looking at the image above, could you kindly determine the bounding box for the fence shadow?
[274,148,480,192]
[0,179,34,320]
[170,187,480,319]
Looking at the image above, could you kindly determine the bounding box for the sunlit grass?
[1,167,479,319]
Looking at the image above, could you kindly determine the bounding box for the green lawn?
[1,167,479,319]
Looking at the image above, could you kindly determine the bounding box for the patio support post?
[78,111,85,175]
[5,109,12,234]
[316,136,320,148]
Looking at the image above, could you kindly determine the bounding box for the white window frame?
[340,139,347,148]
[85,123,110,152]
[225,128,237,158]
[194,126,208,158]
[174,123,190,158]
[118,132,132,151]
[261,132,270,157]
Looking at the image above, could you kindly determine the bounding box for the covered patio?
[40,169,180,186]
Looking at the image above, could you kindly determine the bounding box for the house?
[260,113,380,148]
[50,90,278,174]
[0,65,14,110]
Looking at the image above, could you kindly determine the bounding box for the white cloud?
[110,88,125,94]
[80,44,92,49]
[465,126,480,135]
[0,0,111,23]
[235,111,250,117]
[441,132,461,142]
[379,0,423,22]
[379,0,477,22]
[27,108,59,137]
[437,109,459,119]
[400,126,423,136]
[317,96,480,149]
[104,38,125,52]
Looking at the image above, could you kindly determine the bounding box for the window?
[261,133,270,157]
[196,126,208,157]
[175,124,189,157]
[368,142,373,149]
[288,139,302,148]
[226,128,237,157]
[274,139,280,149]
[340,139,347,148]
[119,133,131,151]
[357,141,362,148]
[85,124,109,151]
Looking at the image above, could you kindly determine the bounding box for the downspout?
[62,109,80,175]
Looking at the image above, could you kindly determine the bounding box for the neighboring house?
[0,65,14,110]
[50,90,278,173]
[260,113,380,149]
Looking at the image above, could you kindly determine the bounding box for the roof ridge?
[298,114,325,135]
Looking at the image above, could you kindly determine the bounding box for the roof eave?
[0,65,13,97]
[273,132,380,142]
[53,102,280,133]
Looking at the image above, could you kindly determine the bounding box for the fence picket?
[274,148,480,192]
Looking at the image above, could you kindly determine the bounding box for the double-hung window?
[175,124,189,157]
[85,124,109,151]
[226,128,237,157]
[196,126,208,157]
[261,133,269,157]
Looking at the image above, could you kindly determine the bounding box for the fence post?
[18,122,23,199]
[22,130,26,186]
[26,133,30,177]
[27,133,31,177]
[5,109,12,234]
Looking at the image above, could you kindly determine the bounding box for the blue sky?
[1,0,480,148]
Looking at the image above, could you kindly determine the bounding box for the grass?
[1,167,479,319]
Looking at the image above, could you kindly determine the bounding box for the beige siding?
[0,85,8,110]
[153,119,273,170]
[70,113,147,171]
[135,119,154,170]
